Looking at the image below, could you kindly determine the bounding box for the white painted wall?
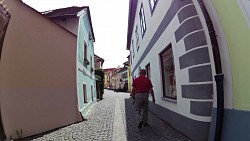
[199,0,233,109]
[130,0,215,122]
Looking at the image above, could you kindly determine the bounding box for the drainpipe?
[198,1,224,141]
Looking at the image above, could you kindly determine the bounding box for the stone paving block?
[23,90,191,141]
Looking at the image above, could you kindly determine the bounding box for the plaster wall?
[51,17,79,36]
[0,0,81,139]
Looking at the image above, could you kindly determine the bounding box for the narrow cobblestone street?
[25,90,190,141]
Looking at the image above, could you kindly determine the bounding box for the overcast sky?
[22,0,130,69]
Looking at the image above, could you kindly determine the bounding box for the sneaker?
[143,123,148,126]
[138,121,143,129]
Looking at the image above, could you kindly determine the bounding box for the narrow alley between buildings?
[25,90,190,141]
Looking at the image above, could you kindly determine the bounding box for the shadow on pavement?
[123,97,190,141]
[124,97,163,141]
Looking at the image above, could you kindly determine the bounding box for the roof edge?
[126,0,138,50]
[78,6,96,42]
[20,1,77,38]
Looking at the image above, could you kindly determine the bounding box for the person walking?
[131,69,156,129]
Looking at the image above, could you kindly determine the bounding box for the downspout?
[198,1,224,141]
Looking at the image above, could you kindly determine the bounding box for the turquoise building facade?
[44,6,97,118]
[76,8,96,117]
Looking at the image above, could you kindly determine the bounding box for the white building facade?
[127,0,219,140]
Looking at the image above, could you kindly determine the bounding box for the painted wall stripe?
[190,101,213,116]
[175,17,203,42]
[178,5,197,24]
[179,47,210,69]
[189,65,212,82]
[131,0,193,74]
[149,101,210,141]
[182,84,213,99]
[184,30,207,51]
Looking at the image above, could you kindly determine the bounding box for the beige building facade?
[0,0,82,139]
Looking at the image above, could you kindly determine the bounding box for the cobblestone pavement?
[23,90,191,141]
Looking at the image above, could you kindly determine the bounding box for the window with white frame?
[139,4,147,37]
[149,0,158,12]
[160,44,176,99]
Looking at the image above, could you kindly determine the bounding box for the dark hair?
[140,69,146,76]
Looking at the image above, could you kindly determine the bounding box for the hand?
[130,93,134,99]
[152,99,156,103]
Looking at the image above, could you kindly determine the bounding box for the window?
[135,25,140,51]
[89,31,93,40]
[139,4,147,37]
[84,42,87,59]
[160,44,176,99]
[132,40,135,58]
[146,63,151,80]
[83,84,87,103]
[84,41,90,65]
[91,85,94,101]
[149,0,158,12]
[90,55,93,72]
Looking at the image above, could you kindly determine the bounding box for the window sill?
[161,97,177,103]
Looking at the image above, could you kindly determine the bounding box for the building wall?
[204,0,250,140]
[77,10,96,117]
[49,17,79,36]
[0,0,81,139]
[127,66,132,92]
[212,0,250,111]
[121,68,128,90]
[94,61,101,69]
[128,0,217,140]
[111,76,115,90]
[114,71,122,90]
[104,72,108,88]
[0,3,10,141]
[103,69,114,89]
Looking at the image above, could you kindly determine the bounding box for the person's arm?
[149,88,155,103]
[131,87,135,100]
[131,79,136,100]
